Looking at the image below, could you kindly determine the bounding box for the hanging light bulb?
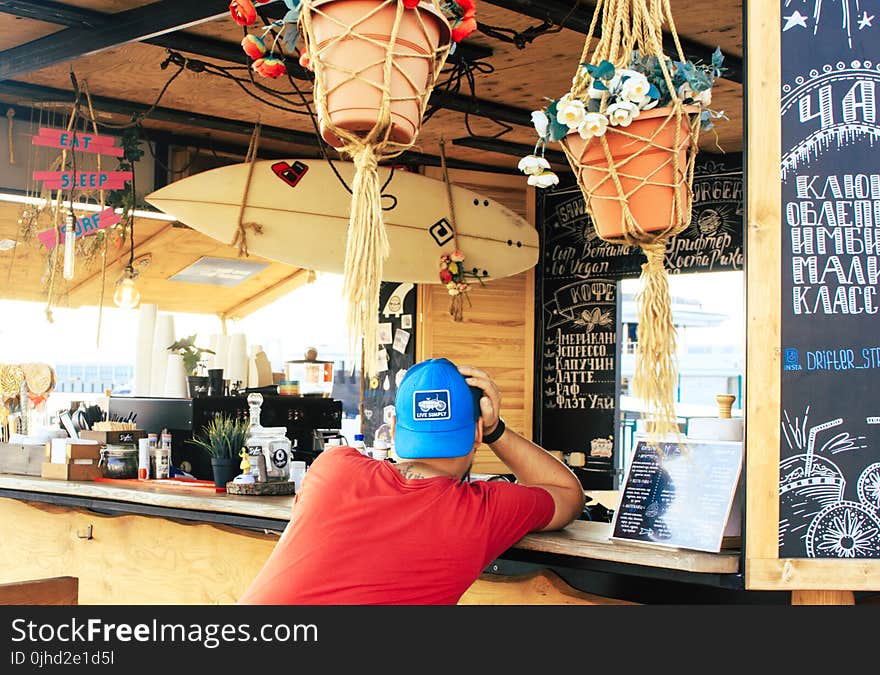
[62,212,76,280]
[113,265,141,309]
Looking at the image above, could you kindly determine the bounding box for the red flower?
[252,57,287,78]
[403,0,420,7]
[229,0,257,26]
[451,16,477,42]
[241,34,267,60]
[439,269,453,284]
[456,0,477,15]
[299,52,312,70]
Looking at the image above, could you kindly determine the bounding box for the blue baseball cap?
[394,358,478,459]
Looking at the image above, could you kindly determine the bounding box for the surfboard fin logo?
[271,161,309,189]
[429,218,455,247]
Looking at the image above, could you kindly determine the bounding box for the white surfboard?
[145,159,537,284]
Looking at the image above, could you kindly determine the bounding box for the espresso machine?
[109,394,343,479]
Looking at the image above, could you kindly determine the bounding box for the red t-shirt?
[237,447,555,605]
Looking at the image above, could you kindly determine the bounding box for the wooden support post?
[791,591,855,606]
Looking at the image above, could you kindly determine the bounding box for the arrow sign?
[31,127,124,157]
[36,208,121,250]
[33,171,132,191]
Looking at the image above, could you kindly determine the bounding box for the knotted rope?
[300,0,452,376]
[561,0,702,440]
[232,122,264,258]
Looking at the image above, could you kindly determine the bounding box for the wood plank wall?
[419,169,536,475]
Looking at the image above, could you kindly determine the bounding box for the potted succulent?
[190,414,250,489]
[167,335,215,399]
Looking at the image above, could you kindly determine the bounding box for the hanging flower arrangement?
[229,1,478,379]
[518,0,727,441]
[520,48,725,190]
[439,249,485,322]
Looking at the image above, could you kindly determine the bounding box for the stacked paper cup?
[134,304,156,396]
[150,313,175,397]
[226,334,248,388]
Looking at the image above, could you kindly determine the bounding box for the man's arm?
[459,365,586,531]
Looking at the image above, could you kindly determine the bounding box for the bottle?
[352,433,367,455]
[138,438,150,480]
[155,430,172,479]
[373,423,392,460]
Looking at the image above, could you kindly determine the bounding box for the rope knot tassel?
[631,241,679,440]
[344,145,389,379]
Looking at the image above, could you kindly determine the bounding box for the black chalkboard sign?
[361,281,417,446]
[778,2,880,559]
[611,439,743,552]
[533,154,744,474]
[541,154,743,281]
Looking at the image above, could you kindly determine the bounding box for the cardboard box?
[48,439,101,463]
[41,461,101,481]
[78,429,146,445]
[0,443,46,476]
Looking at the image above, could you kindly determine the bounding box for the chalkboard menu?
[778,3,880,558]
[539,154,743,282]
[611,439,743,552]
[361,281,417,445]
[534,154,744,468]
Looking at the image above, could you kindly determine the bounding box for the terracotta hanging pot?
[562,105,699,242]
[306,0,452,148]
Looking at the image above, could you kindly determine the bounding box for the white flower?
[531,110,550,139]
[608,68,641,94]
[528,171,560,189]
[578,112,609,138]
[587,83,608,99]
[556,97,587,130]
[620,72,652,105]
[518,154,551,176]
[606,101,640,127]
[640,97,659,111]
[678,82,712,106]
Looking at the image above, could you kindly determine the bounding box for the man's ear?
[474,418,484,447]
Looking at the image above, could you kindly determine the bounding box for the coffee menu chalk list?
[778,1,880,559]
[534,155,744,466]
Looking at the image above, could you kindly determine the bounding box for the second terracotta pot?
[563,106,697,241]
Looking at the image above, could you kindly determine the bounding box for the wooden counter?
[0,474,742,604]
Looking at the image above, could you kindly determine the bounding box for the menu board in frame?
[611,439,743,553]
[746,1,880,593]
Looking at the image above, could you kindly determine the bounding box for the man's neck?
[393,460,460,481]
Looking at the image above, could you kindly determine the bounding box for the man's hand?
[458,365,501,435]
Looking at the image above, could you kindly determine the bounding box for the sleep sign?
[32,171,133,191]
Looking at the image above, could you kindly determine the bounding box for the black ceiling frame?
[0,1,232,81]
[0,80,519,175]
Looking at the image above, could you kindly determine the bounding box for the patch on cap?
[413,390,451,421]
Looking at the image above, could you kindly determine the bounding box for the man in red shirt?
[237,359,585,605]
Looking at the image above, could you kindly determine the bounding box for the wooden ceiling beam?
[66,222,176,298]
[0,81,518,174]
[220,268,312,320]
[0,1,230,80]
[481,0,743,84]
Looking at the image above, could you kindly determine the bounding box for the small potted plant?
[167,335,215,399]
[190,414,249,489]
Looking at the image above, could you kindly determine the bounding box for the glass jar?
[245,393,292,481]
[99,445,139,479]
